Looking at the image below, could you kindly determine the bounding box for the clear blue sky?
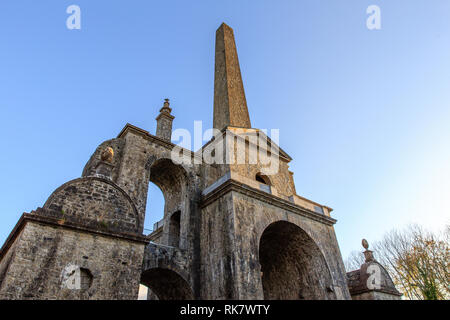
[1,1,449,260]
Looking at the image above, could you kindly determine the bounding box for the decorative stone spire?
[213,23,251,130]
[156,98,175,141]
[362,239,375,262]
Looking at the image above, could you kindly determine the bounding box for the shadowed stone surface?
[141,268,193,300]
[259,221,335,300]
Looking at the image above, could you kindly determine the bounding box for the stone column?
[156,99,174,141]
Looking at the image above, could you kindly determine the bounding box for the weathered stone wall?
[43,177,140,234]
[156,115,173,141]
[201,130,297,200]
[0,228,23,291]
[115,133,153,225]
[0,222,145,300]
[201,130,296,199]
[230,191,350,299]
[351,291,402,300]
[199,180,351,300]
[200,192,237,299]
[141,243,194,299]
[230,160,295,199]
[82,138,125,182]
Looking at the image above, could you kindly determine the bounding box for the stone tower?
[155,98,174,141]
[0,23,358,300]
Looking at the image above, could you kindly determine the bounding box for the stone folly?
[0,23,399,300]
[346,240,402,300]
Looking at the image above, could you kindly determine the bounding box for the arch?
[255,173,271,185]
[258,221,336,300]
[146,158,189,247]
[144,183,165,236]
[140,268,194,300]
[149,158,188,203]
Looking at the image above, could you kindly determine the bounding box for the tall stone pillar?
[213,23,251,130]
[156,99,174,141]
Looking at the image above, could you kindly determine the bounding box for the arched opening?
[256,173,271,193]
[137,284,160,300]
[146,158,188,247]
[168,211,181,247]
[144,183,165,236]
[79,268,93,290]
[138,284,150,300]
[259,221,336,300]
[140,268,193,300]
[255,173,271,185]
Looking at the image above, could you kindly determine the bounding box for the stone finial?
[362,239,375,262]
[362,239,369,250]
[213,23,251,130]
[156,98,175,141]
[100,147,114,163]
[160,98,172,113]
[95,147,115,178]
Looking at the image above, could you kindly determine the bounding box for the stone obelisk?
[213,23,252,130]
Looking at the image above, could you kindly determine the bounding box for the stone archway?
[149,158,188,206]
[140,268,194,300]
[258,221,336,300]
[146,158,189,247]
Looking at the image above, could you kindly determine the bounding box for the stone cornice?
[201,179,337,226]
[155,113,175,121]
[349,287,403,297]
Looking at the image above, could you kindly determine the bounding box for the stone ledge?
[349,287,403,297]
[200,179,337,226]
